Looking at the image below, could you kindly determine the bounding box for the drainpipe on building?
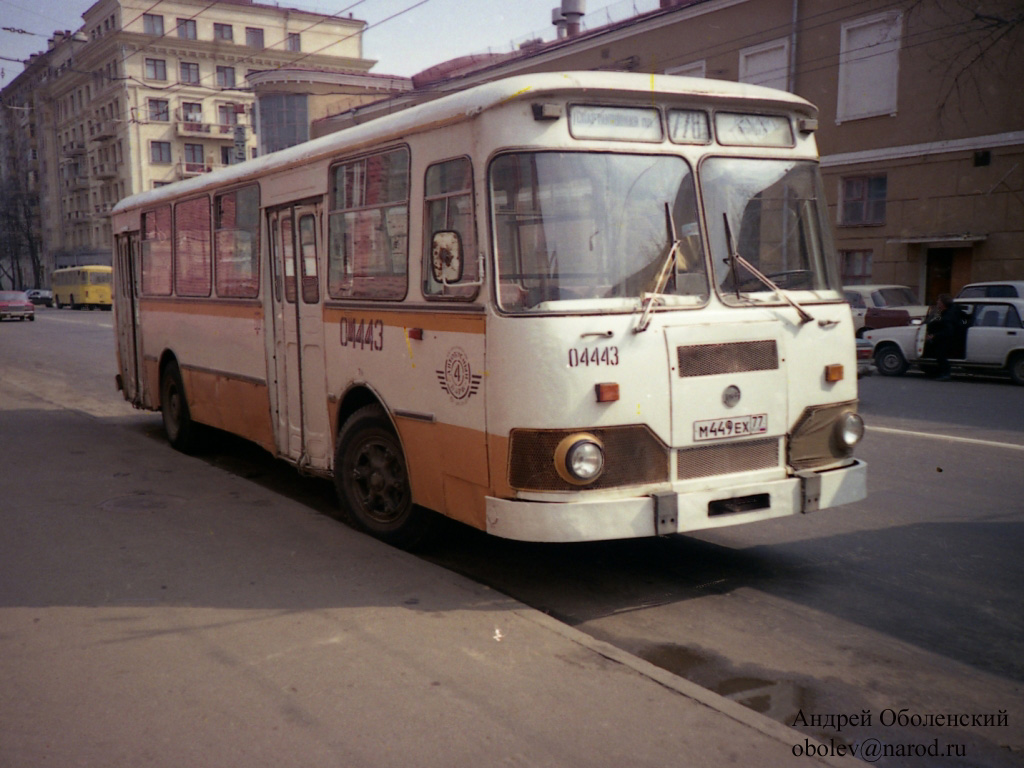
[789,0,798,93]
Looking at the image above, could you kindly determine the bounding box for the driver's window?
[423,157,477,300]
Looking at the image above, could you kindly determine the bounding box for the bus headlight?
[554,433,605,485]
[789,400,860,471]
[834,412,865,449]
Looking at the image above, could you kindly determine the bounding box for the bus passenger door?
[268,203,331,470]
[113,232,142,405]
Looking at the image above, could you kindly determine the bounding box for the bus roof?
[113,71,817,217]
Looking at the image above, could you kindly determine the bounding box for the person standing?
[926,293,959,381]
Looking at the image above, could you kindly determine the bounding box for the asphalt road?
[3,308,1023,767]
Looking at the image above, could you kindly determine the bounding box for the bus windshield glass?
[702,158,841,302]
[491,152,708,313]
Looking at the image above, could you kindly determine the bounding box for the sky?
[0,0,640,89]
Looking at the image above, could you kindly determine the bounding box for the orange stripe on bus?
[139,298,263,320]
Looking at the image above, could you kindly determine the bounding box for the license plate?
[693,414,768,441]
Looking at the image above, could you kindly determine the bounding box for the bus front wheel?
[333,404,432,549]
[160,362,201,453]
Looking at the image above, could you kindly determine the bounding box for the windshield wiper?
[722,213,814,325]
[634,203,680,333]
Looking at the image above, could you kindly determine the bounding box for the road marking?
[869,425,1024,452]
[43,314,113,327]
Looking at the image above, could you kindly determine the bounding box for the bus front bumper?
[485,459,867,543]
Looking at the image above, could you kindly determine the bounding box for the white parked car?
[843,284,929,336]
[956,280,1024,299]
[863,297,1024,385]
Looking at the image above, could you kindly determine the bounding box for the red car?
[0,291,35,321]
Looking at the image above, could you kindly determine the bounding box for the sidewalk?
[0,376,857,767]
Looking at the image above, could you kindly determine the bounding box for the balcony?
[94,163,118,180]
[176,119,213,138]
[91,121,117,141]
[62,142,86,157]
[176,161,221,178]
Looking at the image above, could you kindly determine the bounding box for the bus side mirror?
[431,231,463,285]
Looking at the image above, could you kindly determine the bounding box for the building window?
[177,19,197,39]
[218,104,238,127]
[841,175,887,225]
[143,14,163,36]
[739,38,790,91]
[145,58,167,81]
[181,102,203,123]
[245,27,264,48]
[286,33,301,52]
[180,62,200,85]
[150,141,171,164]
[148,99,169,122]
[838,12,902,122]
[214,23,233,41]
[841,251,873,284]
[216,66,235,89]
[184,143,204,166]
[257,93,308,154]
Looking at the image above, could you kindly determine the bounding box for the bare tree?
[910,0,1024,123]
[0,180,42,290]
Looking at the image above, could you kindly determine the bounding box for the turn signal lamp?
[824,364,844,383]
[595,382,620,403]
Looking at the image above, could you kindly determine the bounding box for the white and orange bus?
[112,72,866,548]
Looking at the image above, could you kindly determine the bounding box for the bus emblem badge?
[438,347,482,402]
[723,385,741,408]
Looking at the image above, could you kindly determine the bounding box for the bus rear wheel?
[333,404,432,549]
[160,361,201,453]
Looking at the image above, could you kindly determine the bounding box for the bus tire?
[333,404,432,549]
[160,361,201,453]
[875,343,908,376]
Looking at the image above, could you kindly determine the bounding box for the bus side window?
[141,206,172,296]
[298,213,319,304]
[423,157,477,300]
[214,185,260,299]
[174,195,212,297]
[327,147,409,301]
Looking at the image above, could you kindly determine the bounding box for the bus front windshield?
[701,158,841,302]
[491,152,708,313]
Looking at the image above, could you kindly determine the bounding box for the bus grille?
[676,437,780,480]
[677,340,778,377]
[509,425,670,492]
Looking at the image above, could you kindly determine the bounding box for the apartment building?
[315,0,1024,301]
[1,0,379,275]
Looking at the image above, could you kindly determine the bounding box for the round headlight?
[834,412,865,449]
[554,433,606,485]
[567,439,604,481]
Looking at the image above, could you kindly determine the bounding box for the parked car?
[0,290,36,321]
[863,297,1024,385]
[25,289,53,307]
[856,337,876,378]
[956,281,1024,299]
[843,285,929,336]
